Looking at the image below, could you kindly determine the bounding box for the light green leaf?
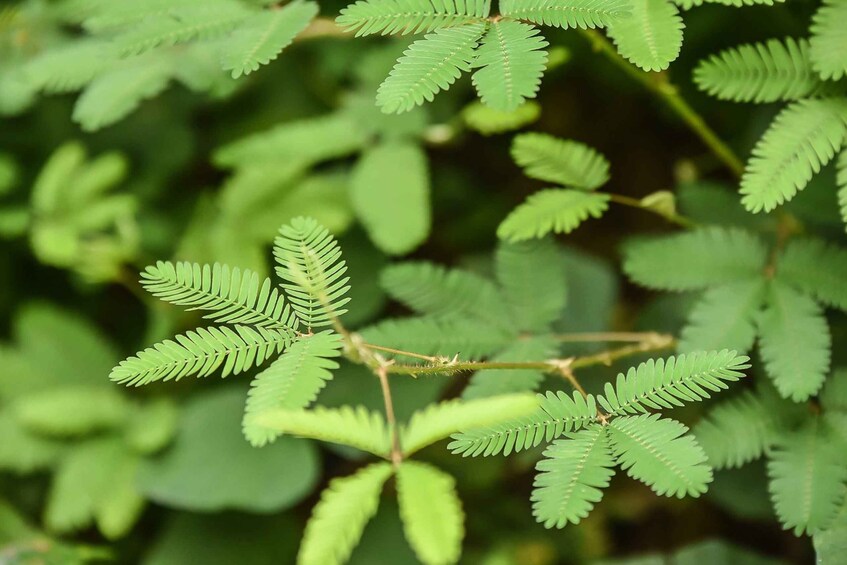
[511,133,610,189]
[396,461,464,565]
[351,143,431,255]
[678,279,765,354]
[809,0,847,80]
[498,189,610,241]
[606,0,683,71]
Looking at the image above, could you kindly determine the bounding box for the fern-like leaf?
[740,98,847,213]
[72,56,173,131]
[694,38,833,103]
[472,20,548,111]
[112,2,250,56]
[254,405,391,457]
[396,461,464,565]
[496,238,567,330]
[768,419,847,535]
[511,133,610,189]
[14,386,129,437]
[678,280,765,354]
[242,332,343,446]
[809,0,847,81]
[776,237,847,312]
[298,462,393,565]
[110,325,290,386]
[336,0,490,36]
[24,40,116,94]
[376,22,486,113]
[623,228,768,291]
[606,0,683,72]
[757,281,830,401]
[695,391,776,469]
[597,350,750,416]
[220,1,319,79]
[274,217,350,329]
[401,393,538,455]
[380,261,504,323]
[140,261,299,330]
[448,391,598,456]
[498,189,610,242]
[607,414,713,497]
[500,0,630,29]
[532,424,616,528]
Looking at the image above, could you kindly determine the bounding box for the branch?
[580,29,745,178]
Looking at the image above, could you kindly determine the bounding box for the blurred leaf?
[138,387,319,513]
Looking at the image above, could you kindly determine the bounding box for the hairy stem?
[376,364,403,467]
[581,29,745,178]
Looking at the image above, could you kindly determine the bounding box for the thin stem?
[581,29,745,178]
[550,331,673,343]
[383,333,676,376]
[376,364,403,467]
[362,343,441,363]
[607,193,697,228]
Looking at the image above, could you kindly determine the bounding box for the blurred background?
[1,0,843,562]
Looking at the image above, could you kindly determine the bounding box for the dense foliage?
[1,0,846,563]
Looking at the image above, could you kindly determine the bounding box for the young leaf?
[511,133,610,189]
[254,405,391,457]
[462,335,559,398]
[336,0,490,36]
[532,424,616,528]
[449,391,598,456]
[500,0,631,30]
[24,39,116,94]
[776,238,847,312]
[496,238,567,330]
[694,38,833,103]
[757,282,830,401]
[678,279,765,354]
[596,350,750,416]
[695,390,776,469]
[740,98,847,213]
[809,0,847,81]
[220,1,319,79]
[472,20,548,111]
[607,414,713,498]
[376,22,486,113]
[768,419,847,535]
[401,393,538,455]
[243,332,343,446]
[350,142,431,255]
[274,217,351,328]
[606,0,683,72]
[110,326,290,386]
[299,462,393,565]
[396,461,464,565]
[498,189,611,242]
[623,228,768,291]
[140,261,299,330]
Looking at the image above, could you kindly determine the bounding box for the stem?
[607,193,697,228]
[550,331,672,343]
[362,343,441,363]
[581,29,745,178]
[376,364,403,467]
[383,333,676,376]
